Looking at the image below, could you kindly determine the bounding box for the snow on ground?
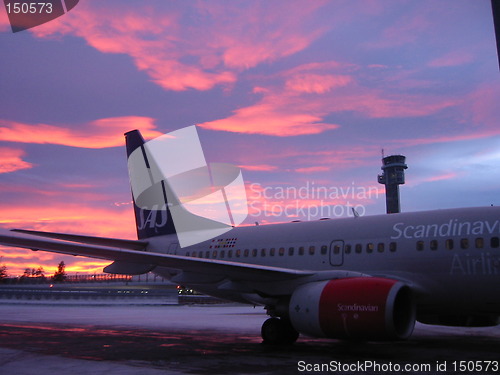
[0,303,268,374]
[0,303,266,333]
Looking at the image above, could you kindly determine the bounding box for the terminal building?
[0,273,221,305]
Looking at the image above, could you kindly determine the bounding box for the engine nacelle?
[289,277,415,340]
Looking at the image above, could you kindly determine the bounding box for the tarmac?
[0,303,499,374]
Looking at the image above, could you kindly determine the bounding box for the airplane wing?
[0,228,314,283]
[10,229,149,250]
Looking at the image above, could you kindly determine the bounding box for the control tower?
[377,154,407,214]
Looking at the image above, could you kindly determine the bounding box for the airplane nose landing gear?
[261,317,299,345]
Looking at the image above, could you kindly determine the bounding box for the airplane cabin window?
[355,244,362,253]
[270,248,275,256]
[333,245,340,254]
[191,251,196,257]
[261,248,266,257]
[298,246,304,255]
[205,251,210,258]
[228,250,233,258]
[221,250,225,258]
[279,247,285,256]
[309,246,315,255]
[244,249,249,257]
[377,243,384,253]
[252,249,258,257]
[475,237,484,249]
[446,239,454,250]
[460,238,469,249]
[491,237,499,248]
[236,249,241,257]
[186,252,190,257]
[416,241,424,251]
[345,244,352,254]
[389,242,397,252]
[321,245,328,255]
[213,251,217,258]
[288,247,294,256]
[366,243,374,253]
[430,240,438,250]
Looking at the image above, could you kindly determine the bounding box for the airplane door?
[329,240,344,266]
[168,242,179,255]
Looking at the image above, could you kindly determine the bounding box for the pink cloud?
[330,91,458,118]
[366,4,437,49]
[199,62,350,136]
[28,1,329,91]
[197,1,329,69]
[404,172,463,189]
[428,50,475,67]
[465,84,500,129]
[287,147,381,172]
[0,178,133,224]
[198,96,340,136]
[229,142,380,183]
[0,246,56,261]
[0,203,135,239]
[200,58,459,136]
[0,199,137,277]
[285,74,352,94]
[425,172,459,182]
[0,148,33,173]
[0,116,162,148]
[0,179,135,240]
[147,61,236,91]
[64,260,112,275]
[239,164,278,172]
[29,3,237,91]
[395,128,500,149]
[295,166,331,173]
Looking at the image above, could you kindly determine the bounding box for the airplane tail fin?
[125,130,177,240]
[125,127,247,246]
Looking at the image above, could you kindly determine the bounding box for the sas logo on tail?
[137,206,168,231]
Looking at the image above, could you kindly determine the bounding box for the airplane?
[1,129,500,344]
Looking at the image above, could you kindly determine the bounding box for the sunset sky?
[1,0,499,276]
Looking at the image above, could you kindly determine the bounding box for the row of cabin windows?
[184,237,500,259]
[416,236,500,251]
[188,242,398,259]
[186,245,329,259]
[340,242,398,255]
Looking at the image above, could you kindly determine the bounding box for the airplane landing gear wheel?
[261,317,299,344]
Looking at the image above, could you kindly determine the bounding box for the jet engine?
[289,277,415,340]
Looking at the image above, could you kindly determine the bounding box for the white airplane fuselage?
[149,206,500,320]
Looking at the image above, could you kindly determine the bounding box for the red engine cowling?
[289,277,415,340]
